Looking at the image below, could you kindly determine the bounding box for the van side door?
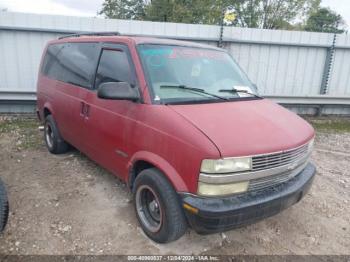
[82,43,140,179]
[41,42,100,151]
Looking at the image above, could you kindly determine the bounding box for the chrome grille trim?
[252,147,307,163]
[248,161,308,192]
[252,144,309,171]
[198,142,311,185]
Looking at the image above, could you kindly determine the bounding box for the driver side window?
[94,49,132,89]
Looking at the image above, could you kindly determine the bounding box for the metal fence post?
[320,22,339,95]
[218,8,225,48]
[318,22,341,116]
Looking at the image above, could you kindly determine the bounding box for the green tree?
[226,0,320,29]
[304,7,345,33]
[99,0,146,20]
[99,0,223,24]
[144,0,221,23]
[98,0,322,30]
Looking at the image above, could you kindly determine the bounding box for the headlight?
[197,181,249,196]
[200,157,252,173]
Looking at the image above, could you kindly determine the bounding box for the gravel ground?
[0,116,349,255]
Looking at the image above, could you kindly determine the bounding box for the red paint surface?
[169,99,314,157]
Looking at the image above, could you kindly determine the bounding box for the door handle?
[80,102,90,119]
[80,101,85,117]
[85,104,90,118]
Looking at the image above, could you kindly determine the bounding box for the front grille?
[252,143,309,171]
[247,143,310,192]
[249,171,293,192]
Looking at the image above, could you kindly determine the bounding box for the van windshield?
[138,44,258,104]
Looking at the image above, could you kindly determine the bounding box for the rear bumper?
[181,163,316,234]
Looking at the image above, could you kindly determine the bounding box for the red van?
[36,32,316,243]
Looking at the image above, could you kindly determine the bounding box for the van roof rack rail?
[58,31,121,40]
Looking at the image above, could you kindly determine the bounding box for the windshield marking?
[138,44,259,104]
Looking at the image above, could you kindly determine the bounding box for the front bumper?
[181,163,316,234]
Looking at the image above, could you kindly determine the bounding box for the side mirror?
[97,82,139,102]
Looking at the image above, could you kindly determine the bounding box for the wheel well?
[43,108,51,118]
[129,160,155,190]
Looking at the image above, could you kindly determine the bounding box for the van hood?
[168,99,314,157]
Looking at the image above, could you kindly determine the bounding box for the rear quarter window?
[41,42,99,89]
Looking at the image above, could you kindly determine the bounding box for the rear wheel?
[133,168,187,243]
[0,178,9,232]
[44,115,69,154]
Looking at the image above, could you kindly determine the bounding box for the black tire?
[44,115,69,154]
[133,168,187,243]
[0,178,9,232]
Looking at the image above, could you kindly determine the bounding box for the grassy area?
[0,117,42,150]
[305,117,350,133]
[0,118,37,133]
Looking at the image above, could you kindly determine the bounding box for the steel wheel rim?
[45,123,54,148]
[135,185,163,233]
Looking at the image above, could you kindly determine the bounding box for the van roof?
[52,32,224,51]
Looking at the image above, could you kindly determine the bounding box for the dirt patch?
[0,117,349,255]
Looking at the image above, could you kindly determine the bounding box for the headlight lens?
[200,157,252,173]
[197,181,249,196]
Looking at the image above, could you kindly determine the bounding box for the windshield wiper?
[219,88,262,98]
[160,85,228,101]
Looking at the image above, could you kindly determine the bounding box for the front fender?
[128,151,189,192]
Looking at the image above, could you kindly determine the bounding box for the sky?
[0,0,104,17]
[0,0,350,26]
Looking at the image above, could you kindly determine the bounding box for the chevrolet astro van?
[37,32,316,243]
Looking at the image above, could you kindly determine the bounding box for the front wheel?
[44,115,69,154]
[133,168,187,243]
